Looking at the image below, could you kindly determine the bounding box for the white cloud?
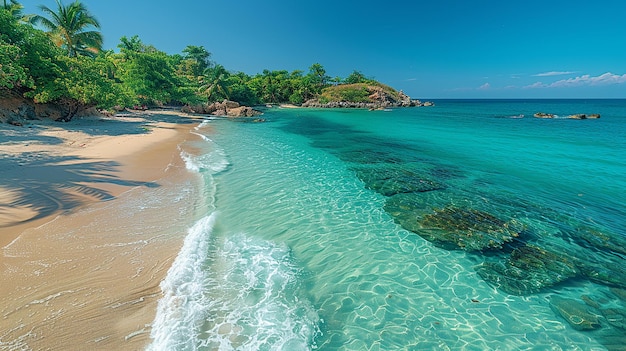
[533,71,577,77]
[523,82,547,89]
[524,72,626,89]
[478,83,490,90]
[549,72,626,87]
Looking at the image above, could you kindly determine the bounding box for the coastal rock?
[550,296,601,331]
[533,112,555,119]
[1,96,98,123]
[225,106,263,118]
[181,103,217,114]
[301,97,433,109]
[214,108,227,116]
[181,100,262,117]
[567,114,587,120]
[476,245,579,295]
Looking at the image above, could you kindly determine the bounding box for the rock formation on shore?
[181,100,263,117]
[0,95,101,125]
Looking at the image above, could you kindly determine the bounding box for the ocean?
[148,100,626,350]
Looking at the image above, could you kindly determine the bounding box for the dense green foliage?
[1,1,386,121]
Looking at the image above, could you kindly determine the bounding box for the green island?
[1,0,431,125]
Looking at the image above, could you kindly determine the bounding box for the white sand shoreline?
[0,111,205,349]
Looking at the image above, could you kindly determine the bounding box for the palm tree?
[182,45,211,76]
[28,0,102,57]
[2,0,23,19]
[199,65,231,102]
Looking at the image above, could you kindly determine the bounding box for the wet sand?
[1,111,204,350]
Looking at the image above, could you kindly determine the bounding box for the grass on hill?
[319,82,401,104]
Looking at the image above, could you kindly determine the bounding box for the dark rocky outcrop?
[533,112,555,118]
[1,95,101,124]
[181,100,262,117]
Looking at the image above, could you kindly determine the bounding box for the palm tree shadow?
[0,153,159,228]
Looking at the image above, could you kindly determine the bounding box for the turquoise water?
[149,100,626,350]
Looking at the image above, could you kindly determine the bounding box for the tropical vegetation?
[1,0,390,121]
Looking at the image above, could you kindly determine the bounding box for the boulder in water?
[534,112,555,118]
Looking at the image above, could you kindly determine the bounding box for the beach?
[2,100,625,350]
[1,111,202,350]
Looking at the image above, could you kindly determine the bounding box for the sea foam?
[147,213,218,351]
[147,217,320,351]
[148,128,319,350]
[198,233,320,350]
[181,133,229,174]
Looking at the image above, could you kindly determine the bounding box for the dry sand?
[1,111,205,350]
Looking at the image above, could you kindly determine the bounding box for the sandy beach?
[1,111,203,350]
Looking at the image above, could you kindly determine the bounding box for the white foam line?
[146,212,217,351]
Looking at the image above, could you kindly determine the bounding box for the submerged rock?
[384,193,430,232]
[337,149,405,164]
[577,261,626,290]
[567,226,626,257]
[417,207,522,251]
[550,296,601,331]
[353,166,445,196]
[554,226,626,290]
[385,198,524,251]
[601,308,626,330]
[476,245,579,295]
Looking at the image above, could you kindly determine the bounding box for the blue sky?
[17,0,626,98]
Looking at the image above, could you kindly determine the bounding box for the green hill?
[303,82,431,108]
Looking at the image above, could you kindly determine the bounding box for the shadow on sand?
[0,153,159,228]
[0,112,193,228]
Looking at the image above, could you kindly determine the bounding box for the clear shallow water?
[149,100,626,350]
